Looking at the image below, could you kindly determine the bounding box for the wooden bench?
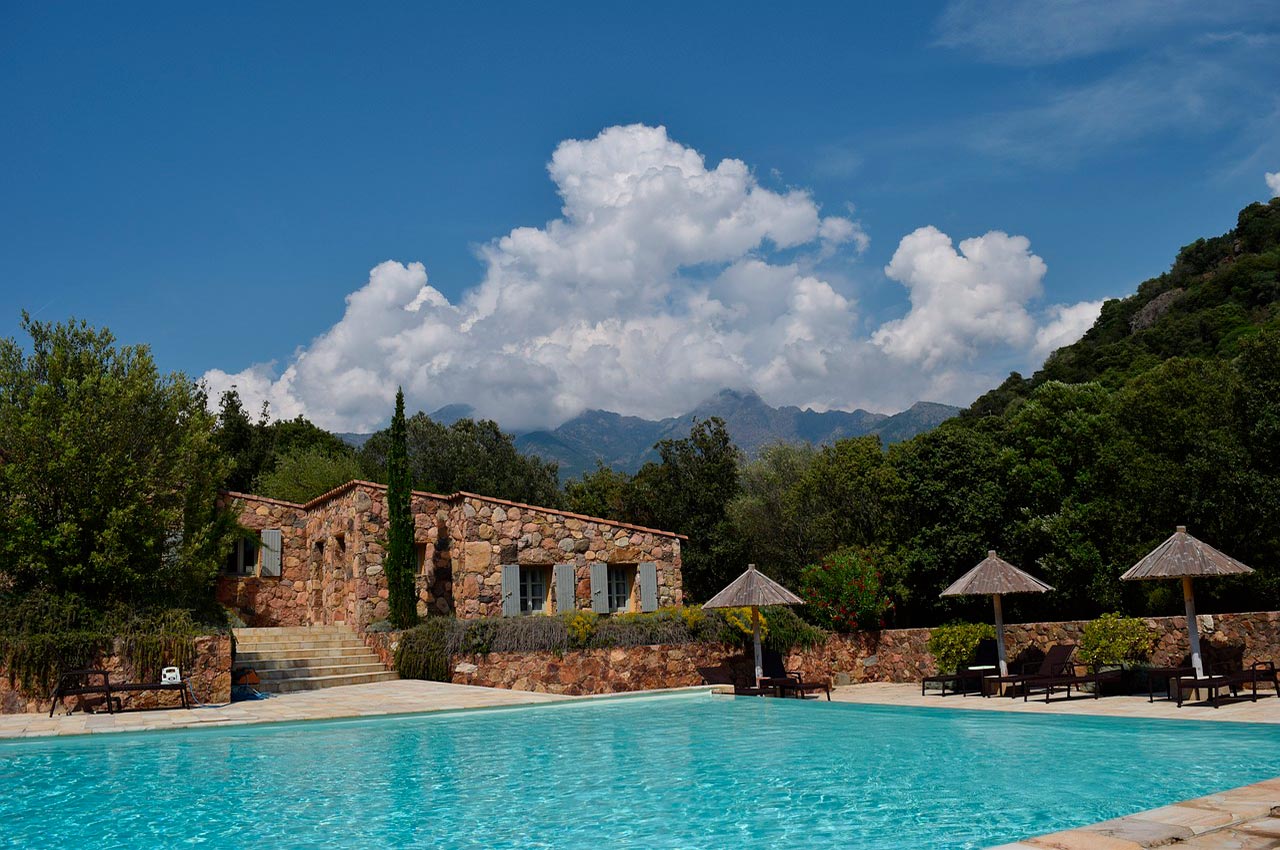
[48,668,190,717]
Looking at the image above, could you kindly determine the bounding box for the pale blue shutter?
[501,564,520,616]
[554,564,576,614]
[639,562,658,612]
[260,529,282,577]
[590,562,609,614]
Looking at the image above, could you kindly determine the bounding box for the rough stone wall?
[214,494,310,626]
[452,644,745,695]
[216,485,685,630]
[434,611,1280,696]
[2,634,232,714]
[451,494,683,619]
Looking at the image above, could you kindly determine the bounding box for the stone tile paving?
[832,683,1280,849]
[0,679,573,739]
[830,682,1280,724]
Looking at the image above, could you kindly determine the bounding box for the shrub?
[927,622,996,674]
[0,592,209,694]
[391,606,828,680]
[799,547,893,632]
[1079,613,1155,667]
[394,617,464,682]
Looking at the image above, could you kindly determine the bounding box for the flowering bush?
[722,607,767,639]
[798,547,893,632]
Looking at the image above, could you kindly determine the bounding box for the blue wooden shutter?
[590,562,609,614]
[554,564,575,614]
[260,529,282,577]
[501,564,520,616]
[639,562,658,612]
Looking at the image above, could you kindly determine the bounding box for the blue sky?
[2,2,1278,430]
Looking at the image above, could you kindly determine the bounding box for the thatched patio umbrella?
[1120,526,1254,678]
[702,563,804,685]
[941,551,1054,676]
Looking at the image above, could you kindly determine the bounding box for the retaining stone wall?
[397,611,1280,697]
[1,634,232,714]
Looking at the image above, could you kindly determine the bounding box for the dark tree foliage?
[0,316,236,616]
[384,389,417,629]
[213,388,357,496]
[359,414,560,506]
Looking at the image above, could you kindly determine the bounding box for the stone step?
[233,638,369,651]
[232,625,350,638]
[246,653,382,672]
[256,661,389,681]
[263,670,399,693]
[236,647,376,662]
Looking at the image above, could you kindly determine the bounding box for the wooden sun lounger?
[762,649,831,700]
[922,638,999,697]
[980,644,1076,697]
[1176,661,1278,708]
[1023,663,1121,702]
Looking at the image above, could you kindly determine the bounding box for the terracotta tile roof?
[249,480,690,540]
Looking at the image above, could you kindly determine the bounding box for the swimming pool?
[3,693,1278,848]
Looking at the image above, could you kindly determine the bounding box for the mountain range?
[341,390,959,481]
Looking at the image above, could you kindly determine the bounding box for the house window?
[224,539,258,576]
[519,566,548,614]
[607,564,634,613]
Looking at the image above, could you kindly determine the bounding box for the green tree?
[384,388,417,629]
[0,315,235,614]
[563,462,634,520]
[628,417,745,602]
[253,447,364,504]
[360,413,560,506]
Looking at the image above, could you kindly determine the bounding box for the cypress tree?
[385,387,418,628]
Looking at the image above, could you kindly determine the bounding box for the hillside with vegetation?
[565,200,1280,622]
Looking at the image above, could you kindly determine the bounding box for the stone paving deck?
[830,681,1280,723]
[832,682,1280,848]
[0,679,573,739]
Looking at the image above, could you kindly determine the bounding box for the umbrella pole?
[751,606,764,685]
[1183,576,1203,678]
[992,593,1008,676]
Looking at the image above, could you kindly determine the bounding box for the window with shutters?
[223,539,259,576]
[519,566,550,614]
[606,564,635,613]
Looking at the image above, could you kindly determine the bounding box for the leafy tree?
[563,462,634,520]
[213,389,269,492]
[359,414,560,506]
[628,418,746,602]
[384,389,417,629]
[0,315,235,614]
[253,447,365,504]
[213,388,354,493]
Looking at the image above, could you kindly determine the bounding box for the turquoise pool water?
[3,693,1279,848]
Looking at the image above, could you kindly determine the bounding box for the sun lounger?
[921,638,999,697]
[697,662,774,697]
[761,649,831,700]
[1023,660,1121,702]
[1176,661,1278,708]
[980,644,1075,697]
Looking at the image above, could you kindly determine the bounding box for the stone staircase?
[232,625,397,694]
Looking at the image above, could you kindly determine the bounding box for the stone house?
[215,480,684,629]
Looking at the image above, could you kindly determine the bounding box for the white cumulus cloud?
[873,227,1048,367]
[1033,300,1106,360]
[1267,171,1280,197]
[203,124,1097,432]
